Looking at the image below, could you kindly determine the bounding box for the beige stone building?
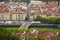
[0,8,26,21]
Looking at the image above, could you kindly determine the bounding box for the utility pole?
[26,0,31,21]
[26,0,38,21]
[19,0,33,28]
[9,0,12,21]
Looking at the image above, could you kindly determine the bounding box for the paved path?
[19,21,32,28]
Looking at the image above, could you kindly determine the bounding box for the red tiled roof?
[0,11,10,14]
[41,3,50,8]
[48,1,58,7]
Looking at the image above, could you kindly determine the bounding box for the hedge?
[34,16,60,24]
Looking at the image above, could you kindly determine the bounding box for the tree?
[0,0,3,2]
[34,16,42,21]
[20,0,30,3]
[11,0,19,2]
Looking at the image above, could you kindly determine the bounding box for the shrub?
[0,28,20,40]
[34,16,60,24]
[0,28,60,40]
[25,37,44,40]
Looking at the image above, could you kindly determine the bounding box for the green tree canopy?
[0,0,3,2]
[34,16,60,24]
[20,0,30,3]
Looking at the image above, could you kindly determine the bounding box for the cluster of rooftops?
[0,1,60,16]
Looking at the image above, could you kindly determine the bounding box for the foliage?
[0,27,60,40]
[25,37,44,40]
[34,16,60,24]
[0,0,3,2]
[0,28,20,40]
[19,28,60,33]
[20,0,30,3]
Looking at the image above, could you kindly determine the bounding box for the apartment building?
[0,1,60,21]
[0,2,26,21]
[30,4,40,20]
[40,1,59,17]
